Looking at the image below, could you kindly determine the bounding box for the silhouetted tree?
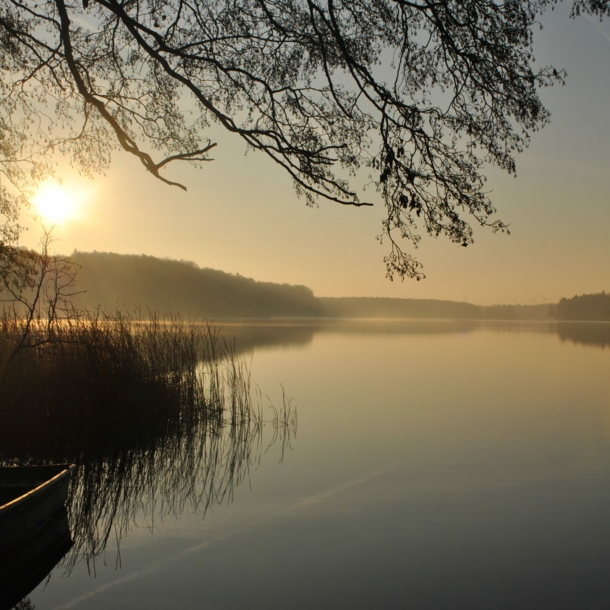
[553,291,610,321]
[0,228,81,384]
[1,0,608,278]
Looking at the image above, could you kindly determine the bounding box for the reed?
[266,384,298,463]
[0,309,258,454]
[0,308,277,572]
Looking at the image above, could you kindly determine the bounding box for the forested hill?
[71,252,322,317]
[319,298,552,320]
[552,292,610,321]
[67,252,606,321]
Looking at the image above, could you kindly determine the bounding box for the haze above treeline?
[68,252,609,322]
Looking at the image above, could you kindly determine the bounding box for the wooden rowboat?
[0,464,75,556]
[0,464,75,610]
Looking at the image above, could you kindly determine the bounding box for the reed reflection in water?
[0,312,296,581]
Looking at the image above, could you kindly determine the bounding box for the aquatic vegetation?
[0,310,296,572]
[0,310,258,453]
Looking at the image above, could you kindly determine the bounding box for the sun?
[33,183,80,224]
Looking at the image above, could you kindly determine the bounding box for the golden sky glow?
[32,182,83,225]
[18,6,610,305]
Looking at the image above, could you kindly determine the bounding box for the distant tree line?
[5,251,604,322]
[319,297,480,320]
[67,251,554,320]
[551,292,610,322]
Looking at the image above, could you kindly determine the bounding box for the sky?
[19,3,610,306]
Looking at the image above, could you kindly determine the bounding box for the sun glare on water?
[33,183,81,224]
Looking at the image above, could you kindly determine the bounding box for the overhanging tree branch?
[1,0,607,279]
[56,0,216,190]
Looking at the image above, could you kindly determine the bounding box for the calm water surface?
[29,321,610,609]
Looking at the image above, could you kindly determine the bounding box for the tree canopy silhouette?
[553,291,610,321]
[0,0,607,278]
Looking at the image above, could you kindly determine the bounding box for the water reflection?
[218,319,481,356]
[556,321,610,349]
[0,354,296,607]
[0,507,72,610]
[65,411,263,574]
[3,319,608,610]
[219,319,610,353]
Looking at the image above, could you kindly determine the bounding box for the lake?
[25,320,610,610]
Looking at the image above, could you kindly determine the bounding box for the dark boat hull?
[0,465,75,610]
[0,506,73,610]
[0,464,74,556]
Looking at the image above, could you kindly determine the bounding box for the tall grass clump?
[0,309,258,454]
[0,237,297,573]
[0,308,273,570]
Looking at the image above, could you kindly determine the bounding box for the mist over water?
[21,320,610,610]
